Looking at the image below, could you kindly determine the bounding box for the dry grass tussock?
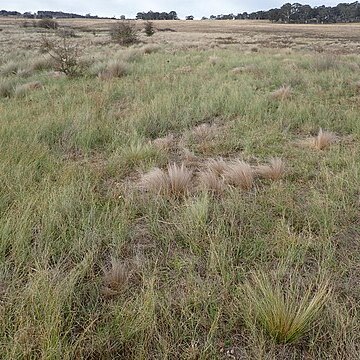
[142,44,161,54]
[175,65,192,74]
[270,85,292,101]
[298,128,338,150]
[140,163,193,196]
[242,272,331,344]
[197,170,224,195]
[314,128,338,150]
[151,134,175,151]
[209,55,220,65]
[205,157,228,175]
[223,160,254,190]
[255,158,285,181]
[99,60,129,80]
[0,80,14,98]
[101,259,130,297]
[14,81,42,97]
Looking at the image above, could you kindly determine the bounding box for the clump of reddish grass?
[139,167,169,195]
[223,160,254,190]
[198,170,224,195]
[101,259,130,297]
[255,158,285,181]
[270,85,292,101]
[206,158,228,175]
[152,134,175,152]
[167,163,193,196]
[140,163,193,196]
[314,128,337,150]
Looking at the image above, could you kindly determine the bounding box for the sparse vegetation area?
[0,18,360,359]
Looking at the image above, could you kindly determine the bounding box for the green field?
[0,19,360,359]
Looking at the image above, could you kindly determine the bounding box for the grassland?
[0,19,360,359]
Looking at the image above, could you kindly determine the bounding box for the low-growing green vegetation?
[0,19,360,359]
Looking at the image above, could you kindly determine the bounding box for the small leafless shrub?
[40,35,80,76]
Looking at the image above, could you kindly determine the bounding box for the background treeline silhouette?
[1,2,360,23]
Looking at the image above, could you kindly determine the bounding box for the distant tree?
[144,21,155,36]
[186,15,194,20]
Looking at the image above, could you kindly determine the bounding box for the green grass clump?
[241,272,331,344]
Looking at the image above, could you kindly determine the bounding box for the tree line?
[208,2,360,23]
[1,3,360,23]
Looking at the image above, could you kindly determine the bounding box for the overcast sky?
[6,1,341,19]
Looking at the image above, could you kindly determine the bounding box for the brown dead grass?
[314,128,338,150]
[101,259,129,297]
[270,85,292,101]
[223,160,254,190]
[198,170,224,195]
[255,158,286,181]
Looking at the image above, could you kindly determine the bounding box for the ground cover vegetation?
[0,18,359,359]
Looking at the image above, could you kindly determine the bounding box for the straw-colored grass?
[314,128,337,150]
[255,158,286,181]
[270,85,292,100]
[223,160,254,190]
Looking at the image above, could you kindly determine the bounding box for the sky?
[5,1,341,19]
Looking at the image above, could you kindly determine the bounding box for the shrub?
[40,35,80,76]
[37,18,59,30]
[110,21,138,46]
[241,272,331,344]
[144,21,155,37]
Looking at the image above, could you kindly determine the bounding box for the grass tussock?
[255,158,286,181]
[142,44,161,54]
[139,167,169,195]
[205,157,228,175]
[101,259,130,297]
[209,55,220,65]
[151,134,175,151]
[270,85,292,101]
[223,160,254,190]
[242,272,331,344]
[14,81,43,97]
[0,80,14,98]
[314,128,338,150]
[99,60,129,80]
[197,170,224,194]
[140,163,192,196]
